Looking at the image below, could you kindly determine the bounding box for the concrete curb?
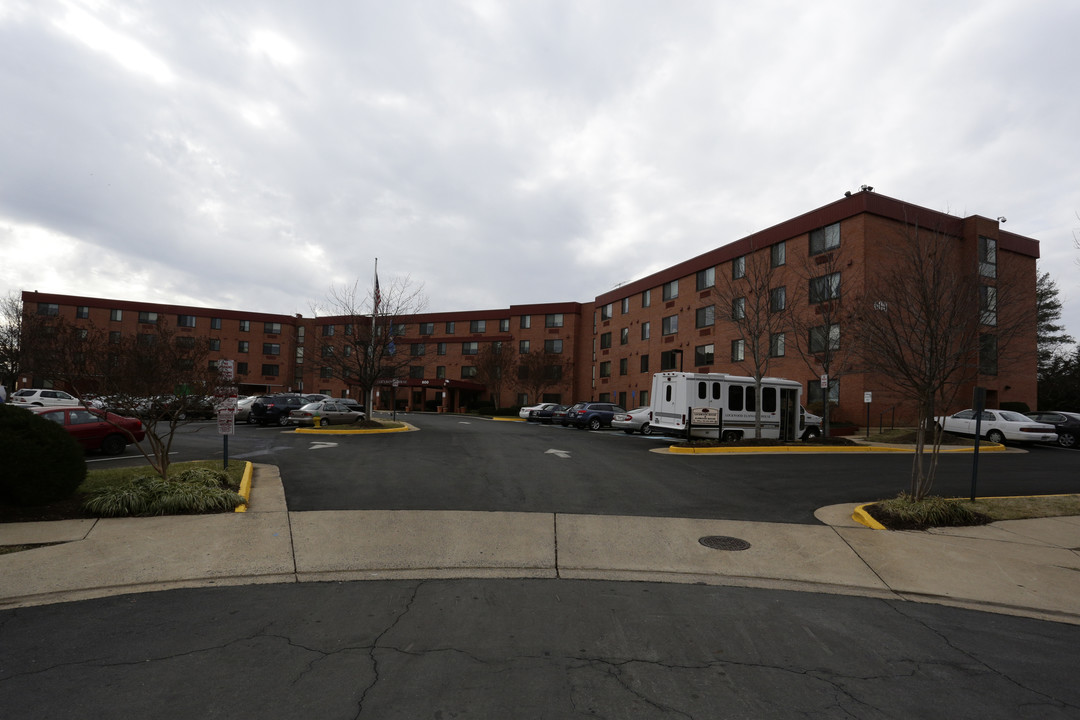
[233,461,255,512]
[667,443,1007,454]
[293,423,416,435]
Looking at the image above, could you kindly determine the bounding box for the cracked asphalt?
[3,579,1080,719]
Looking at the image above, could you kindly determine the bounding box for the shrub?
[83,467,244,517]
[867,493,990,530]
[0,404,86,505]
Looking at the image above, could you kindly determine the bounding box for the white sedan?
[612,407,654,435]
[519,403,545,419]
[936,409,1057,445]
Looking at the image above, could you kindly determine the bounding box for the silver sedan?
[287,401,366,427]
[612,407,654,435]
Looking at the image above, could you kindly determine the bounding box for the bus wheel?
[722,430,740,443]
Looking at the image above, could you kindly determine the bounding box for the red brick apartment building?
[20,190,1039,424]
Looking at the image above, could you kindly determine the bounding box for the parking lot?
[92,412,1080,525]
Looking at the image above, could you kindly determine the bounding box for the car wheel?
[278,414,291,427]
[640,423,651,436]
[246,415,257,425]
[100,434,126,456]
[175,411,187,421]
[1058,432,1077,449]
[986,429,1006,444]
[588,417,601,431]
[317,417,328,428]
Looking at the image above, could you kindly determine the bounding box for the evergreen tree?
[1036,270,1075,379]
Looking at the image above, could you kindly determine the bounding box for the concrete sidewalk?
[2,463,1078,624]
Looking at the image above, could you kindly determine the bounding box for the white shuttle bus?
[650,372,804,441]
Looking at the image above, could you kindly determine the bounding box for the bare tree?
[852,222,1035,500]
[475,341,517,408]
[518,349,569,406]
[312,274,427,413]
[22,315,224,480]
[711,249,790,437]
[1,292,28,391]
[784,245,861,437]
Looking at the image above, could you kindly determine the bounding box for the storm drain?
[698,535,752,551]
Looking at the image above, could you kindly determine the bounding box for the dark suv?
[566,402,626,430]
[251,394,308,426]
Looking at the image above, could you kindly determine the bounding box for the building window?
[238,341,249,353]
[809,222,841,255]
[264,322,281,334]
[296,347,304,364]
[446,321,456,334]
[620,328,629,345]
[662,315,678,335]
[732,256,745,280]
[210,338,221,351]
[110,309,122,322]
[109,331,122,344]
[770,287,786,312]
[237,362,248,375]
[470,320,486,333]
[545,365,563,381]
[138,311,158,324]
[697,267,715,290]
[695,344,714,366]
[808,379,840,405]
[138,333,156,346]
[696,306,714,328]
[262,364,279,377]
[979,333,998,375]
[732,297,746,320]
[621,298,630,314]
[731,339,745,362]
[641,322,650,340]
[436,366,446,379]
[520,315,531,329]
[239,320,250,332]
[462,341,478,355]
[437,342,447,355]
[980,285,997,326]
[409,366,424,379]
[600,332,612,349]
[600,303,613,320]
[544,339,563,354]
[662,280,679,301]
[619,358,628,376]
[75,306,89,319]
[809,324,841,353]
[771,241,786,267]
[211,318,222,330]
[545,314,563,328]
[263,343,280,355]
[519,340,530,354]
[419,322,434,335]
[320,366,333,378]
[461,366,478,378]
[499,318,510,332]
[37,303,59,316]
[178,315,196,328]
[321,324,334,337]
[660,350,680,370]
[640,355,650,373]
[770,332,785,358]
[599,361,612,378]
[642,289,652,308]
[979,236,997,278]
[411,343,426,356]
[809,272,841,304]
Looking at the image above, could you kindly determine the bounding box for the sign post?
[215,360,237,469]
[970,386,987,501]
[689,406,722,441]
[864,391,872,439]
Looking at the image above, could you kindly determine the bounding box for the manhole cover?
[699,535,752,551]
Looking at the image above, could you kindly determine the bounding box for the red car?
[31,406,146,455]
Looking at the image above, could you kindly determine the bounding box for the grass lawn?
[866,493,1080,530]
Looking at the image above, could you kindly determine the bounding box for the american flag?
[373,272,381,315]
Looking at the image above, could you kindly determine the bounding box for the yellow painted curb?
[234,461,254,513]
[294,424,414,435]
[852,503,887,530]
[492,416,526,422]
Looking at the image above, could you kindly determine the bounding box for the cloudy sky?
[2,0,1079,338]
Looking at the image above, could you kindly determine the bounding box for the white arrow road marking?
[545,449,571,459]
[459,421,471,425]
[309,442,339,450]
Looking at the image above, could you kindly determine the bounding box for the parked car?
[31,406,145,455]
[566,402,626,430]
[10,388,79,407]
[528,403,565,423]
[936,409,1057,445]
[613,406,653,435]
[552,404,575,426]
[287,400,366,427]
[236,395,259,424]
[1025,411,1080,449]
[251,395,309,426]
[519,403,546,419]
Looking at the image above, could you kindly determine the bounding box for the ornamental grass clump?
[868,493,990,531]
[84,467,244,517]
